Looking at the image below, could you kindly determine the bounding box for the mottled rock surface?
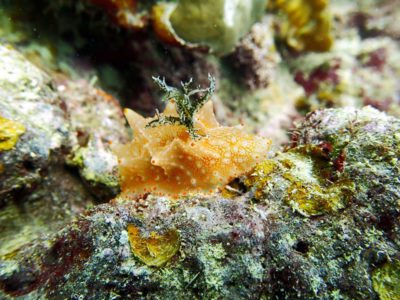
[231,16,281,90]
[0,44,126,258]
[1,1,400,299]
[1,106,398,299]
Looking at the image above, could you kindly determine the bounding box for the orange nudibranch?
[111,100,271,198]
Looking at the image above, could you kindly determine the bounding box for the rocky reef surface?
[0,43,127,261]
[0,0,400,299]
[1,103,399,299]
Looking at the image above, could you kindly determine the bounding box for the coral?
[270,0,333,52]
[153,0,268,55]
[372,260,400,300]
[127,224,180,267]
[112,76,271,197]
[0,115,25,151]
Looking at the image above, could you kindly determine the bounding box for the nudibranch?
[111,75,271,198]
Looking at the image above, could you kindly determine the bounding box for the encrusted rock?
[1,107,398,299]
[231,16,281,90]
[0,44,127,257]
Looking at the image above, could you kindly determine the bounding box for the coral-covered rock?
[56,78,129,200]
[0,44,127,258]
[290,36,400,118]
[2,107,399,299]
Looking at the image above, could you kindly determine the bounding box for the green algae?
[198,243,227,293]
[372,260,400,300]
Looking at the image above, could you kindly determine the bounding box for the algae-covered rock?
[372,260,400,300]
[0,44,127,259]
[0,43,92,258]
[0,43,70,199]
[1,107,399,299]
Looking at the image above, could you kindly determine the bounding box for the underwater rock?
[1,106,399,299]
[57,78,129,201]
[290,36,400,118]
[0,43,93,258]
[247,106,400,218]
[0,44,127,258]
[230,16,281,90]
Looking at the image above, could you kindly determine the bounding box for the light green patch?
[242,253,264,281]
[372,260,400,300]
[198,243,227,292]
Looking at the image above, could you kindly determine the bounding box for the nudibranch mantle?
[112,83,271,198]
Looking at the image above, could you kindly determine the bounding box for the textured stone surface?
[0,1,400,299]
[0,44,127,258]
[1,107,398,299]
[231,16,281,90]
